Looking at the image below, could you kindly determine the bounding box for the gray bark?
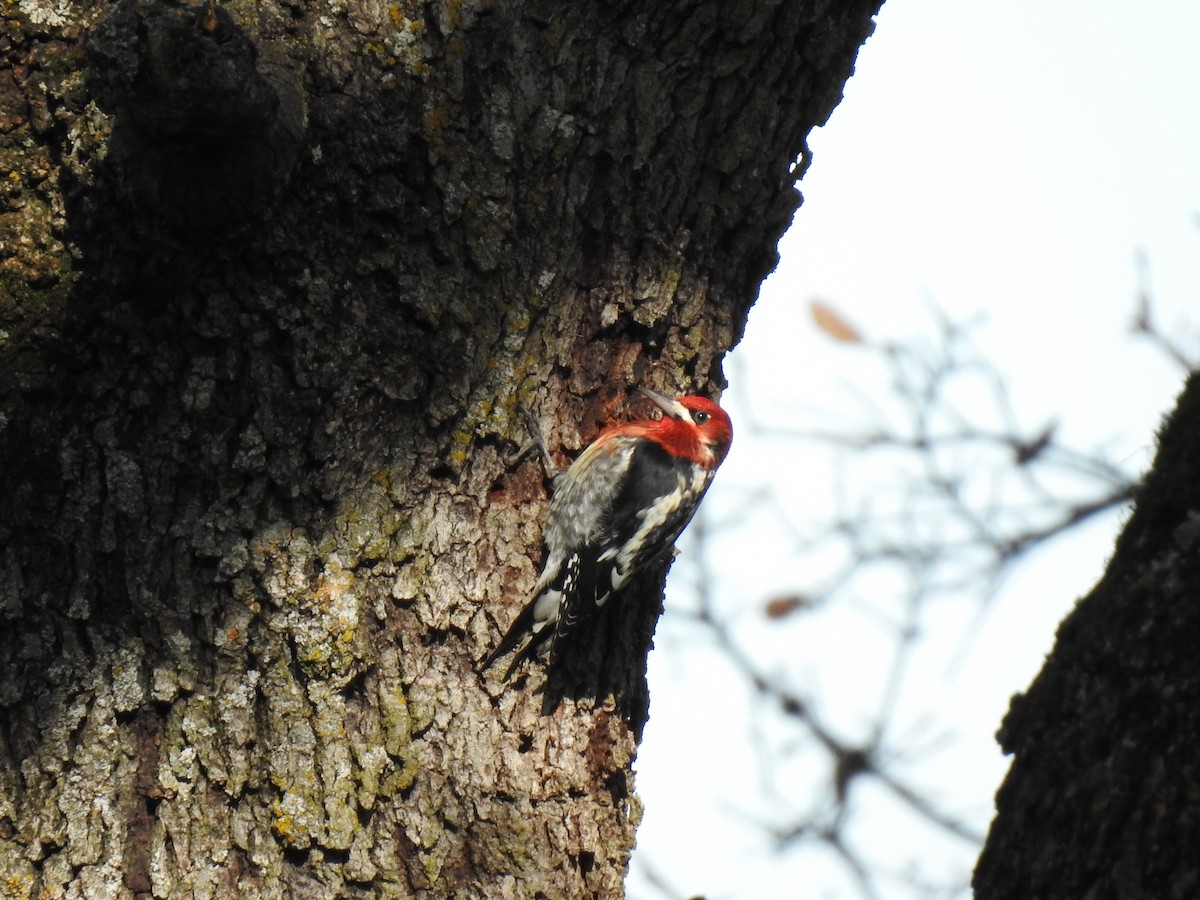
[0,0,880,896]
[976,371,1200,899]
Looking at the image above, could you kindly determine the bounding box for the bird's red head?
[620,388,734,469]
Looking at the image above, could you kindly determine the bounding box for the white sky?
[630,3,1200,898]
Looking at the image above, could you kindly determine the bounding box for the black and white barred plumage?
[481,388,733,681]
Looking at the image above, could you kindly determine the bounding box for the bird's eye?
[693,411,710,425]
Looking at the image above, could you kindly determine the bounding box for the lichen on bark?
[0,0,881,895]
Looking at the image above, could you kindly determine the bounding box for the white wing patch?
[604,466,713,602]
[532,588,562,624]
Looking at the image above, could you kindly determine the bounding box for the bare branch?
[659,304,1157,899]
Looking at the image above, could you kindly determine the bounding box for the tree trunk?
[975,371,1200,899]
[0,0,880,896]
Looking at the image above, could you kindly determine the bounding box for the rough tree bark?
[0,0,880,896]
[974,370,1200,899]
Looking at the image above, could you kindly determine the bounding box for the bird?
[480,387,733,681]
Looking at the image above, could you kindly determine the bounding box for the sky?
[628,3,1200,898]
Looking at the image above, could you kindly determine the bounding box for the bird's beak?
[638,386,689,419]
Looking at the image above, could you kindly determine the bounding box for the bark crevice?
[0,0,882,895]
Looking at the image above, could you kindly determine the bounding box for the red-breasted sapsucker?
[481,387,734,681]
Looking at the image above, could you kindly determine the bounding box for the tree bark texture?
[975,371,1200,900]
[0,0,880,896]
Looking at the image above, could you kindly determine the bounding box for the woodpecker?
[481,387,733,681]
